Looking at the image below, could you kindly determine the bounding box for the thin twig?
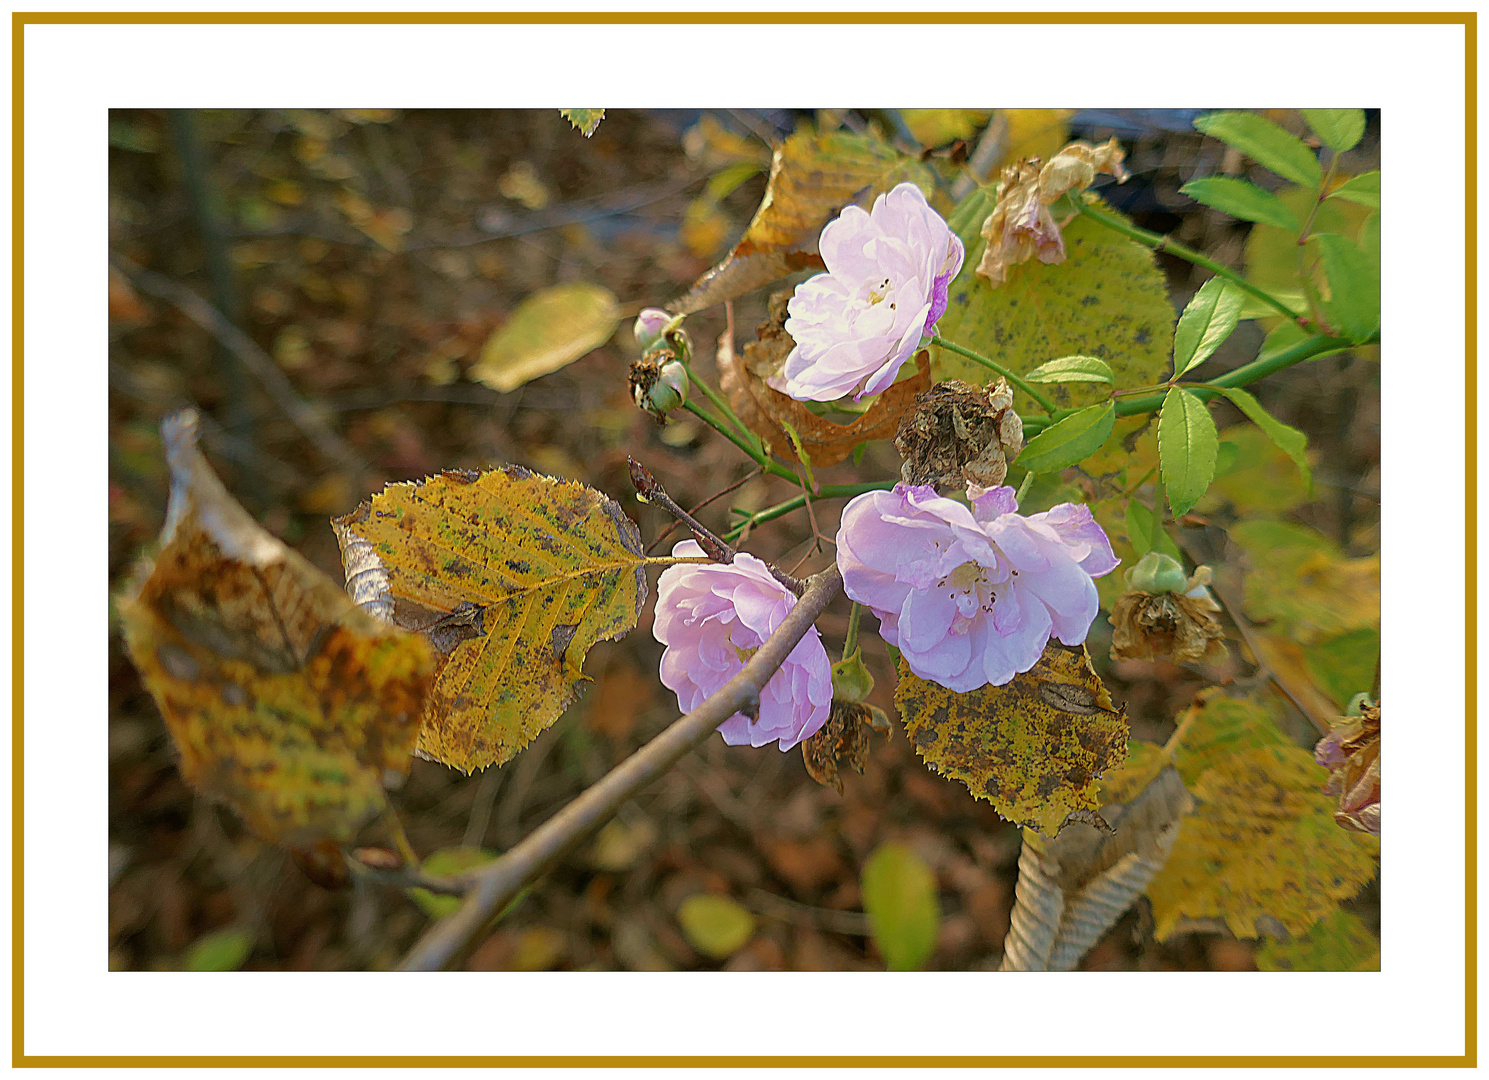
[396,565,844,971]
[111,253,369,483]
[646,467,762,556]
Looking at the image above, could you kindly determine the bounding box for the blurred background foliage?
[109,108,1379,972]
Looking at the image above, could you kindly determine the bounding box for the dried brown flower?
[894,377,1024,490]
[977,137,1130,287]
[802,700,890,794]
[1109,566,1227,664]
[1315,702,1380,836]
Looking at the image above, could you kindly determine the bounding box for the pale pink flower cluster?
[653,541,832,750]
[836,484,1118,692]
[769,183,964,403]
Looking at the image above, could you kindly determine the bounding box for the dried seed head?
[1315,701,1380,836]
[894,377,1024,491]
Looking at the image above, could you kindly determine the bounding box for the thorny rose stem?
[396,565,844,971]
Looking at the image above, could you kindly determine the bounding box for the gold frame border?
[44,10,1475,1068]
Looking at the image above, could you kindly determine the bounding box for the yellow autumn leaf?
[118,410,434,844]
[1145,691,1379,941]
[1257,907,1379,971]
[894,642,1129,837]
[670,127,935,315]
[1228,517,1380,644]
[472,283,619,393]
[334,465,664,772]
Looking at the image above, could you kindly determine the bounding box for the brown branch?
[110,252,369,483]
[396,565,844,971]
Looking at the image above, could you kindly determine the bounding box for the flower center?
[946,560,986,592]
[940,560,999,635]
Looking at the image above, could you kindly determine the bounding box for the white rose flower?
[769,183,964,403]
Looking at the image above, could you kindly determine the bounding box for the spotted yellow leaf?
[894,642,1129,837]
[118,410,434,844]
[335,466,665,772]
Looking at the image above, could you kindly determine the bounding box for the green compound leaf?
[1217,387,1312,494]
[184,927,255,971]
[1258,908,1380,971]
[1157,387,1218,516]
[1327,171,1381,210]
[861,842,941,971]
[934,200,1175,409]
[1018,402,1115,475]
[1181,177,1300,231]
[677,894,757,961]
[1194,111,1322,189]
[1025,355,1114,385]
[1173,277,1245,378]
[559,109,605,137]
[1301,108,1367,153]
[1314,233,1380,344]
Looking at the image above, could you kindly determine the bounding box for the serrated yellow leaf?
[894,643,1129,837]
[118,411,434,845]
[334,465,656,772]
[472,284,619,394]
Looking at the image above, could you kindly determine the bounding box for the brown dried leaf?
[1315,702,1380,836]
[893,378,1024,490]
[717,292,931,467]
[801,700,885,794]
[117,410,434,845]
[670,128,934,315]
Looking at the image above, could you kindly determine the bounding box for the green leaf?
[1181,177,1300,230]
[472,283,620,393]
[1314,233,1380,343]
[1194,111,1322,188]
[677,894,756,960]
[1301,109,1366,153]
[1327,171,1380,210]
[1124,498,1182,563]
[1017,403,1115,474]
[184,927,255,971]
[559,109,605,138]
[934,202,1175,409]
[1359,213,1380,261]
[409,847,499,918]
[1173,278,1245,378]
[1158,387,1218,516]
[1214,439,1240,477]
[861,842,942,971]
[1202,424,1309,515]
[704,160,764,202]
[1243,185,1374,310]
[1257,907,1379,971]
[1025,355,1114,385]
[1217,387,1312,494]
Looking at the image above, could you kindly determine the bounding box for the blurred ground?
[108,108,1380,971]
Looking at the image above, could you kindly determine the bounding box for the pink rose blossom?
[653,540,832,750]
[836,484,1118,692]
[769,182,964,403]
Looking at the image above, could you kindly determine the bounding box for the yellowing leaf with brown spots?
[1145,691,1379,940]
[894,642,1129,837]
[933,198,1175,409]
[669,127,935,315]
[117,410,434,845]
[334,465,657,772]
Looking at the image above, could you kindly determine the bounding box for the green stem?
[681,400,797,482]
[1071,197,1307,329]
[929,334,1059,415]
[684,366,759,449]
[843,601,863,660]
[1294,150,1339,334]
[1113,332,1363,418]
[1150,478,1165,552]
[724,481,892,543]
[1015,469,1036,504]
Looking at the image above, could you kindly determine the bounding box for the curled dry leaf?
[1315,702,1380,836]
[894,377,1024,490]
[894,641,1129,837]
[717,290,931,467]
[117,410,435,845]
[669,128,934,315]
[977,137,1131,287]
[334,465,652,773]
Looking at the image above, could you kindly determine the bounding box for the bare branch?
[396,564,844,971]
